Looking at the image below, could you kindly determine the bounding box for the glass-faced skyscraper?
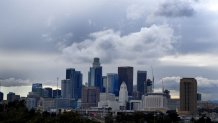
[88,58,103,92]
[32,83,43,96]
[118,66,133,96]
[137,71,147,98]
[107,73,119,96]
[62,68,82,100]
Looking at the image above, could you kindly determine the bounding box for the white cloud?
[194,0,218,13]
[62,24,176,65]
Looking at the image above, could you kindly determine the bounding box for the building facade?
[81,87,100,108]
[88,58,103,92]
[7,92,16,103]
[62,68,82,100]
[98,93,119,111]
[146,79,153,93]
[180,78,197,114]
[137,71,147,99]
[61,79,71,98]
[26,98,37,110]
[142,93,168,112]
[102,76,107,93]
[37,98,77,112]
[32,83,43,96]
[107,73,119,96]
[118,66,133,96]
[43,87,53,98]
[0,92,3,102]
[52,89,61,98]
[119,82,128,108]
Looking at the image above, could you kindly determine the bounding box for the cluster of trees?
[105,111,180,123]
[0,100,98,123]
[105,110,214,123]
[0,100,216,123]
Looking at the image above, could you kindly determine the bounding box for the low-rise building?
[37,98,77,112]
[168,98,180,111]
[142,93,168,112]
[129,100,142,111]
[98,93,119,111]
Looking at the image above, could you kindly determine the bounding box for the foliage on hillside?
[0,100,98,123]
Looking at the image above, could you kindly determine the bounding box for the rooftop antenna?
[162,79,164,93]
[151,66,154,93]
[56,77,59,97]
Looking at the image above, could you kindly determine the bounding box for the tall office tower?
[180,78,197,114]
[53,89,61,98]
[61,79,71,98]
[118,66,133,96]
[32,83,43,96]
[137,71,147,99]
[81,87,100,108]
[0,92,3,102]
[88,58,103,92]
[107,73,119,96]
[62,68,82,100]
[43,87,53,98]
[146,79,153,93]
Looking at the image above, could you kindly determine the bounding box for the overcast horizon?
[1,0,218,100]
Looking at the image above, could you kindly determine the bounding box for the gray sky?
[1,0,218,100]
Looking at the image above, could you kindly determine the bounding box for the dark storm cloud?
[156,0,195,17]
[0,78,30,87]
[0,0,147,54]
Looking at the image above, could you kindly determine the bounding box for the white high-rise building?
[119,81,128,107]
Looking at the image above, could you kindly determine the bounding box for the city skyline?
[0,0,218,100]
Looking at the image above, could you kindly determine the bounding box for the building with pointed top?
[119,81,128,107]
[137,71,147,99]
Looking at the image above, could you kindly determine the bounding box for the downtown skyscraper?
[118,66,133,96]
[137,71,147,99]
[180,78,197,114]
[88,58,103,92]
[61,68,82,100]
[107,73,119,96]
